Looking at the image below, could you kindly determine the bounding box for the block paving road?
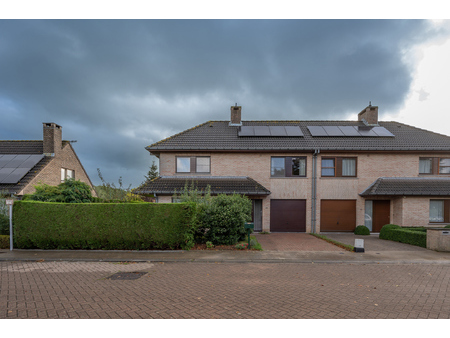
[1,260,450,319]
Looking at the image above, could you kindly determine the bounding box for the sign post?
[5,199,13,251]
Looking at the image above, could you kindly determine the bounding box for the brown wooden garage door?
[320,200,356,232]
[270,199,306,232]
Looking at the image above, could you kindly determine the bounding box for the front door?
[372,200,390,232]
[252,199,263,232]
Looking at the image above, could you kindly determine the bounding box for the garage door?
[270,199,306,232]
[320,200,356,232]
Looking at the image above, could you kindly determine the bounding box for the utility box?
[427,228,450,252]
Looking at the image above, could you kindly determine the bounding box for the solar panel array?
[307,126,395,137]
[238,126,304,137]
[0,154,44,183]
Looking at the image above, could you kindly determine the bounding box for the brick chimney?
[230,105,242,126]
[358,104,378,125]
[43,123,62,156]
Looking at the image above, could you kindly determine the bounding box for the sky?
[1,6,450,188]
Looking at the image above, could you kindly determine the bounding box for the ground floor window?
[430,200,445,222]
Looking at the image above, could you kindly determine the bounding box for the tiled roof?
[134,176,271,195]
[0,141,44,154]
[360,177,450,196]
[146,120,450,152]
[0,156,53,194]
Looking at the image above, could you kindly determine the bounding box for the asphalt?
[1,233,450,264]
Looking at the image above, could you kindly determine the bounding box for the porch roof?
[360,177,450,197]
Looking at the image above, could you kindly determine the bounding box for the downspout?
[311,149,320,233]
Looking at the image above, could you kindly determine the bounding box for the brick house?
[136,105,450,233]
[0,123,95,197]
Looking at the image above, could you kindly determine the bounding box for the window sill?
[270,177,308,179]
[320,177,358,179]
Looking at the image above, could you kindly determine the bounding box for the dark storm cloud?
[0,20,445,186]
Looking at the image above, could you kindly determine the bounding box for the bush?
[0,235,9,249]
[379,224,426,248]
[12,201,196,250]
[24,179,94,203]
[354,225,370,235]
[445,225,450,228]
[0,213,9,235]
[379,224,401,239]
[200,194,252,245]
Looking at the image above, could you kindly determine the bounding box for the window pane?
[430,200,444,222]
[322,159,334,167]
[322,168,335,176]
[292,158,306,176]
[440,158,450,166]
[342,158,356,176]
[419,158,432,174]
[61,168,65,181]
[364,200,373,231]
[176,157,191,173]
[66,170,74,179]
[271,157,285,177]
[196,157,210,173]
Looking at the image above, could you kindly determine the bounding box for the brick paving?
[1,260,450,319]
[254,233,344,251]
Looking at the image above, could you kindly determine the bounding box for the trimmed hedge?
[354,225,370,235]
[12,201,196,250]
[0,213,9,235]
[379,224,426,248]
[0,235,9,249]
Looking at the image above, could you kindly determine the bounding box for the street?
[1,260,449,319]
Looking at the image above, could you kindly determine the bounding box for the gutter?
[311,149,320,233]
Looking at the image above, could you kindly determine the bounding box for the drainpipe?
[311,149,320,233]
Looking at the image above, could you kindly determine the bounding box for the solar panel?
[284,126,304,136]
[0,168,15,183]
[6,154,31,168]
[307,126,328,136]
[1,167,30,184]
[253,126,271,136]
[338,126,361,136]
[323,126,345,136]
[238,126,254,136]
[0,155,17,169]
[372,126,395,137]
[357,127,377,136]
[18,154,44,168]
[269,126,287,136]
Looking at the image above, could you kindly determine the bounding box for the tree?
[144,161,159,182]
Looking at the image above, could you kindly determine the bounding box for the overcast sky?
[1,18,450,187]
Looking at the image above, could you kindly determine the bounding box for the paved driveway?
[254,233,345,251]
[255,232,429,252]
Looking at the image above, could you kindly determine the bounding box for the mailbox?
[244,223,254,248]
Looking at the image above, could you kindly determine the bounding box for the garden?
[1,180,260,251]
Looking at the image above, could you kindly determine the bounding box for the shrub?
[0,213,9,235]
[0,235,9,249]
[12,201,196,250]
[445,225,450,228]
[379,224,401,239]
[354,225,370,235]
[200,194,252,245]
[25,179,94,203]
[379,224,426,248]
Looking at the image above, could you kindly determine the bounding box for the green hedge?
[379,224,426,248]
[0,235,9,249]
[12,201,196,250]
[354,225,370,235]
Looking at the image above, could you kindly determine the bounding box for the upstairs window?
[61,168,74,182]
[176,156,210,173]
[321,157,357,177]
[419,157,450,175]
[271,157,306,177]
